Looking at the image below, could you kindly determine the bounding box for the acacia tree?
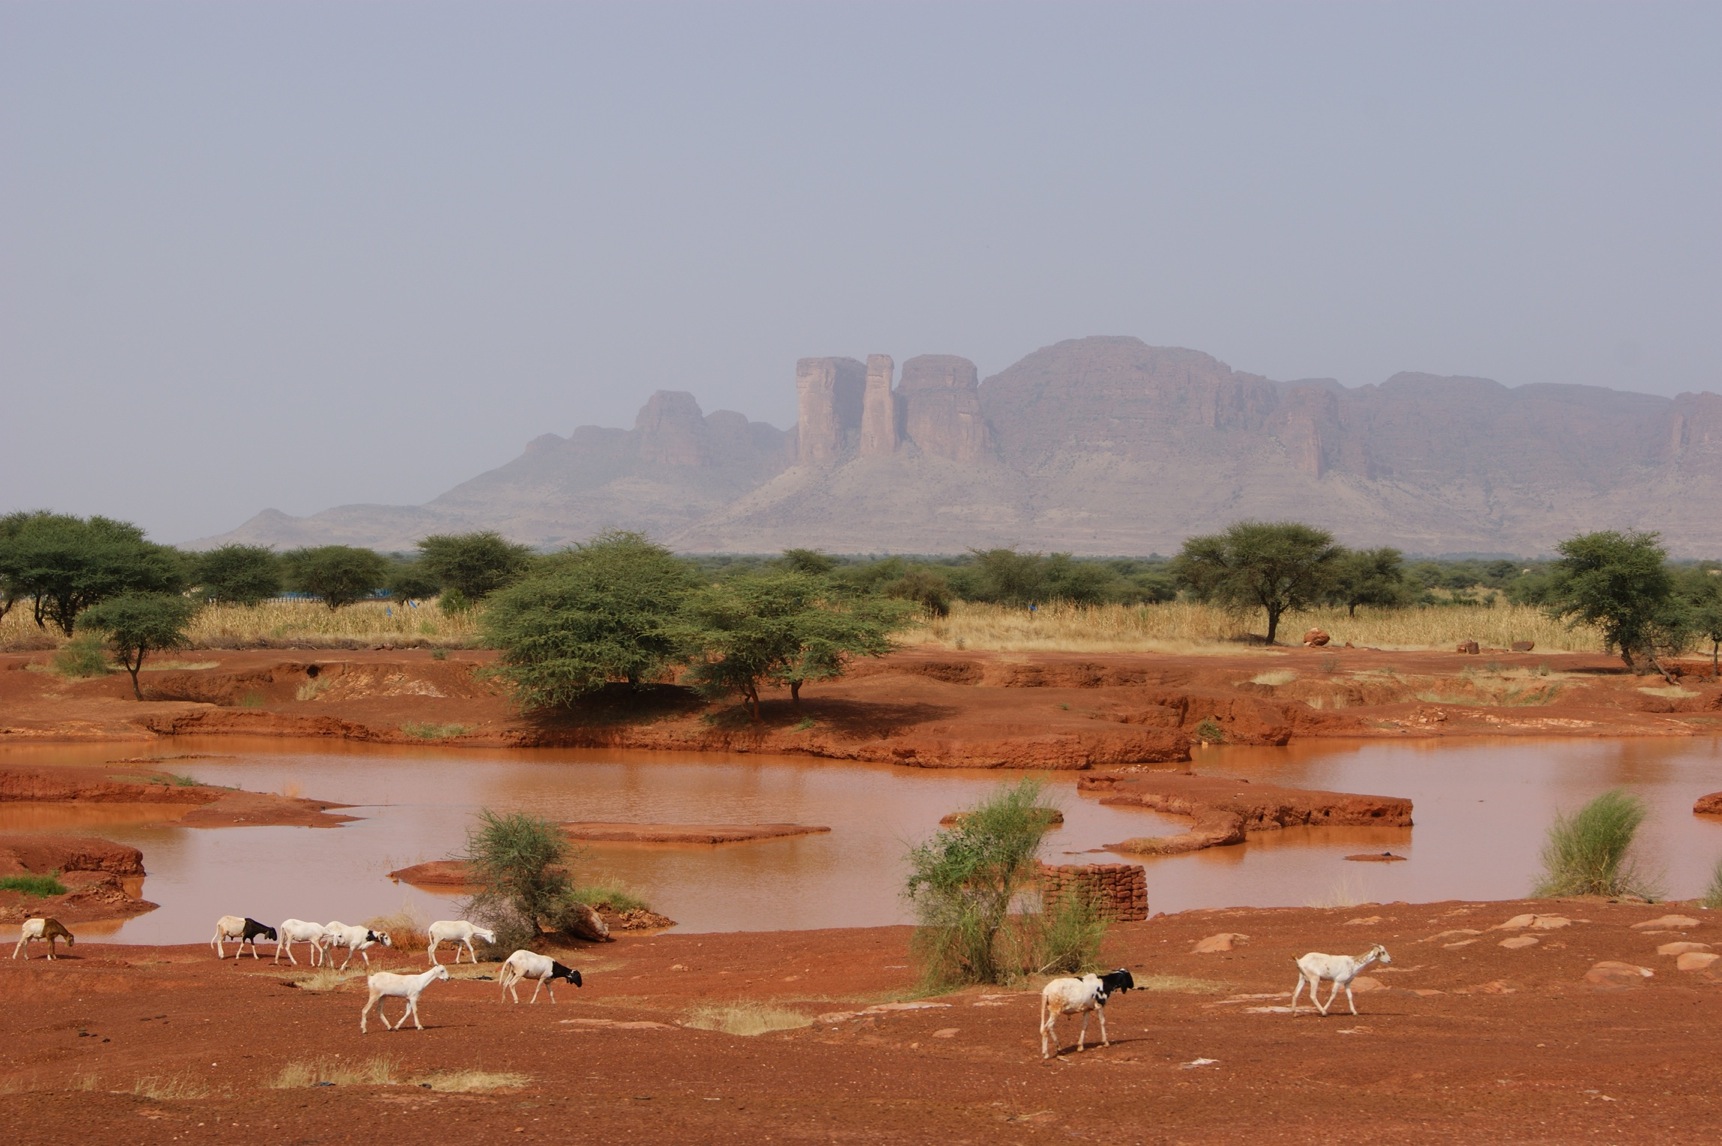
[283,545,390,610]
[681,570,910,720]
[417,531,535,601]
[192,544,281,605]
[1171,520,1343,644]
[1329,547,1412,616]
[481,531,697,708]
[0,511,184,635]
[76,592,201,699]
[1543,530,1685,674]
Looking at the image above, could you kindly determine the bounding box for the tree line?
[5,510,1720,704]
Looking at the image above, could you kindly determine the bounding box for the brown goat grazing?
[13,917,76,960]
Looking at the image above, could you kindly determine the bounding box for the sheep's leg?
[408,996,424,1030]
[212,935,225,959]
[1096,1006,1109,1048]
[361,990,380,1033]
[1290,976,1305,1014]
[1317,981,1340,1017]
[1040,1004,1054,1058]
[528,978,543,1004]
[1344,984,1358,1016]
[461,939,475,964]
[1075,1011,1089,1053]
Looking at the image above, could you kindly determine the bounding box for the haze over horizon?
[3,2,1718,545]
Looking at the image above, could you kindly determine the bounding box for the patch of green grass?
[1534,788,1659,899]
[683,1002,812,1037]
[52,635,111,678]
[1701,857,1722,910]
[571,879,650,913]
[401,722,468,740]
[141,660,219,671]
[1193,717,1225,744]
[430,646,448,659]
[239,691,266,708]
[795,715,817,729]
[0,872,67,897]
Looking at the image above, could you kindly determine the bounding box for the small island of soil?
[0,834,156,923]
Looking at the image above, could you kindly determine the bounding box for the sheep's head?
[432,964,450,982]
[374,931,394,947]
[1370,945,1391,965]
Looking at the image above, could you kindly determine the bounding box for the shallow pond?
[2,735,1719,943]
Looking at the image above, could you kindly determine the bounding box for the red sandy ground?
[3,645,1722,1141]
[4,902,1721,1144]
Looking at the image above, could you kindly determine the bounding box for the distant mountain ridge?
[194,336,1722,556]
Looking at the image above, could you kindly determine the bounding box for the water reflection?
[1,736,1719,942]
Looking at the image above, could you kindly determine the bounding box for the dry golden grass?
[413,1069,530,1092]
[271,1056,398,1089]
[900,600,1602,655]
[682,1002,813,1036]
[0,596,484,652]
[131,1073,213,1100]
[1132,974,1233,994]
[288,966,364,992]
[366,905,429,954]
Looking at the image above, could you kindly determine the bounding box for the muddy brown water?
[2,735,1720,944]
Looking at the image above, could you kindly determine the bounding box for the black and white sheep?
[498,949,583,1004]
[1039,968,1135,1059]
[12,917,75,960]
[1290,944,1391,1016]
[322,922,392,970]
[211,915,278,960]
[360,965,450,1033]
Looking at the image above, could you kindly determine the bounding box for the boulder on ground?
[1456,641,1480,655]
[1302,629,1330,647]
[1584,961,1653,988]
[1631,915,1701,931]
[1193,932,1249,954]
[1510,641,1535,652]
[1675,952,1720,972]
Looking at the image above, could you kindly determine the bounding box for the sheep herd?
[13,912,1390,1055]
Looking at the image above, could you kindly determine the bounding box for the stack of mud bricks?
[1036,862,1148,923]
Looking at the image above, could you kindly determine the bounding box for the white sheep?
[1290,943,1391,1016]
[426,920,497,966]
[211,915,278,960]
[273,919,330,966]
[360,965,450,1033]
[322,922,392,970]
[1039,968,1135,1059]
[12,917,75,960]
[498,949,583,1004]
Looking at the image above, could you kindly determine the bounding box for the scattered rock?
[1498,936,1540,950]
[1656,942,1713,957]
[1193,932,1250,954]
[1425,929,1483,943]
[1443,940,1479,949]
[1510,641,1535,653]
[561,900,612,943]
[1494,914,1573,931]
[932,1028,959,1039]
[1695,792,1722,816]
[1631,915,1701,931]
[1584,961,1654,988]
[1302,629,1330,647]
[1344,852,1407,863]
[1676,952,1720,972]
[1349,976,1386,993]
[1344,915,1384,926]
[1456,641,1480,655]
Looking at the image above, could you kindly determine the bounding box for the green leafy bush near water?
[1533,788,1658,899]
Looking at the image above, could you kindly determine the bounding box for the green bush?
[904,779,1080,988]
[1020,887,1108,976]
[52,634,111,678]
[1702,857,1722,910]
[459,809,578,950]
[0,871,68,897]
[568,879,650,914]
[1533,788,1657,898]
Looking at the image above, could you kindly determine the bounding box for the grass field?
[2,594,1602,657]
[899,599,1602,654]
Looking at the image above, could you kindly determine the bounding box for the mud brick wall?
[1036,862,1148,923]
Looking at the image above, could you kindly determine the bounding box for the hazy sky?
[3,1,1717,544]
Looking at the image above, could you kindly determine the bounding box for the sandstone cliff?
[195,336,1722,556]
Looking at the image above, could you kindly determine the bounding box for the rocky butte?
[199,336,1722,555]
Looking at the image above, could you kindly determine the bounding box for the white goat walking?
[361,965,450,1033]
[273,919,330,966]
[322,922,392,970]
[498,949,583,1004]
[1039,968,1135,1059]
[426,920,497,966]
[1290,944,1391,1016]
